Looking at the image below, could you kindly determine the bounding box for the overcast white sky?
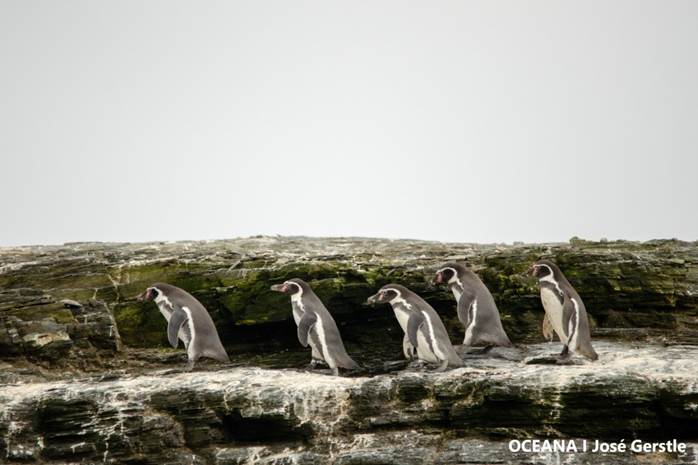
[1,1,696,247]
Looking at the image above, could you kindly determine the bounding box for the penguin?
[366,284,463,371]
[137,283,230,370]
[271,278,358,376]
[527,260,598,361]
[433,263,513,350]
[366,284,417,361]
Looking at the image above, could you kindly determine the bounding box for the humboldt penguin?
[433,263,513,350]
[366,284,463,371]
[137,283,230,370]
[527,260,598,361]
[271,278,358,376]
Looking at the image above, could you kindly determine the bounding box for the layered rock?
[0,237,696,362]
[1,342,696,464]
[1,237,697,464]
[0,297,120,362]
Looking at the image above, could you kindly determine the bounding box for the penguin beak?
[525,265,537,277]
[270,284,286,293]
[365,293,378,305]
[136,289,153,302]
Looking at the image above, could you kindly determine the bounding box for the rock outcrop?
[1,342,696,464]
[0,237,696,362]
[1,237,697,464]
[0,297,121,362]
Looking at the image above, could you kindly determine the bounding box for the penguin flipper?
[402,334,417,360]
[407,313,425,348]
[167,308,188,349]
[297,312,318,347]
[542,314,555,342]
[456,292,476,328]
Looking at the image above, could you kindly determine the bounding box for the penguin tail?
[579,343,598,361]
[208,349,230,363]
[341,357,360,370]
[449,351,465,367]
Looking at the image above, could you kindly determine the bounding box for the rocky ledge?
[1,341,697,465]
[1,237,697,364]
[1,237,697,464]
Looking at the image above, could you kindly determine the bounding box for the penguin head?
[366,284,406,305]
[528,259,559,280]
[137,285,162,302]
[433,263,467,285]
[270,278,306,296]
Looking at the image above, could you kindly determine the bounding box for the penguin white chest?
[450,286,462,302]
[156,302,171,321]
[291,295,306,325]
[392,307,411,333]
[291,305,303,326]
[540,288,567,343]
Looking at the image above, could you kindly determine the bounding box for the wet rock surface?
[1,342,697,464]
[1,237,698,464]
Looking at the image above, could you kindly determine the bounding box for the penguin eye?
[149,288,159,299]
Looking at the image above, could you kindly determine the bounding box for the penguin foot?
[307,358,327,370]
[559,345,570,357]
[556,346,572,365]
[184,360,196,372]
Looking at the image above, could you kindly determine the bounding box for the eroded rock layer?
[1,342,697,464]
[1,237,697,464]
[1,237,696,360]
